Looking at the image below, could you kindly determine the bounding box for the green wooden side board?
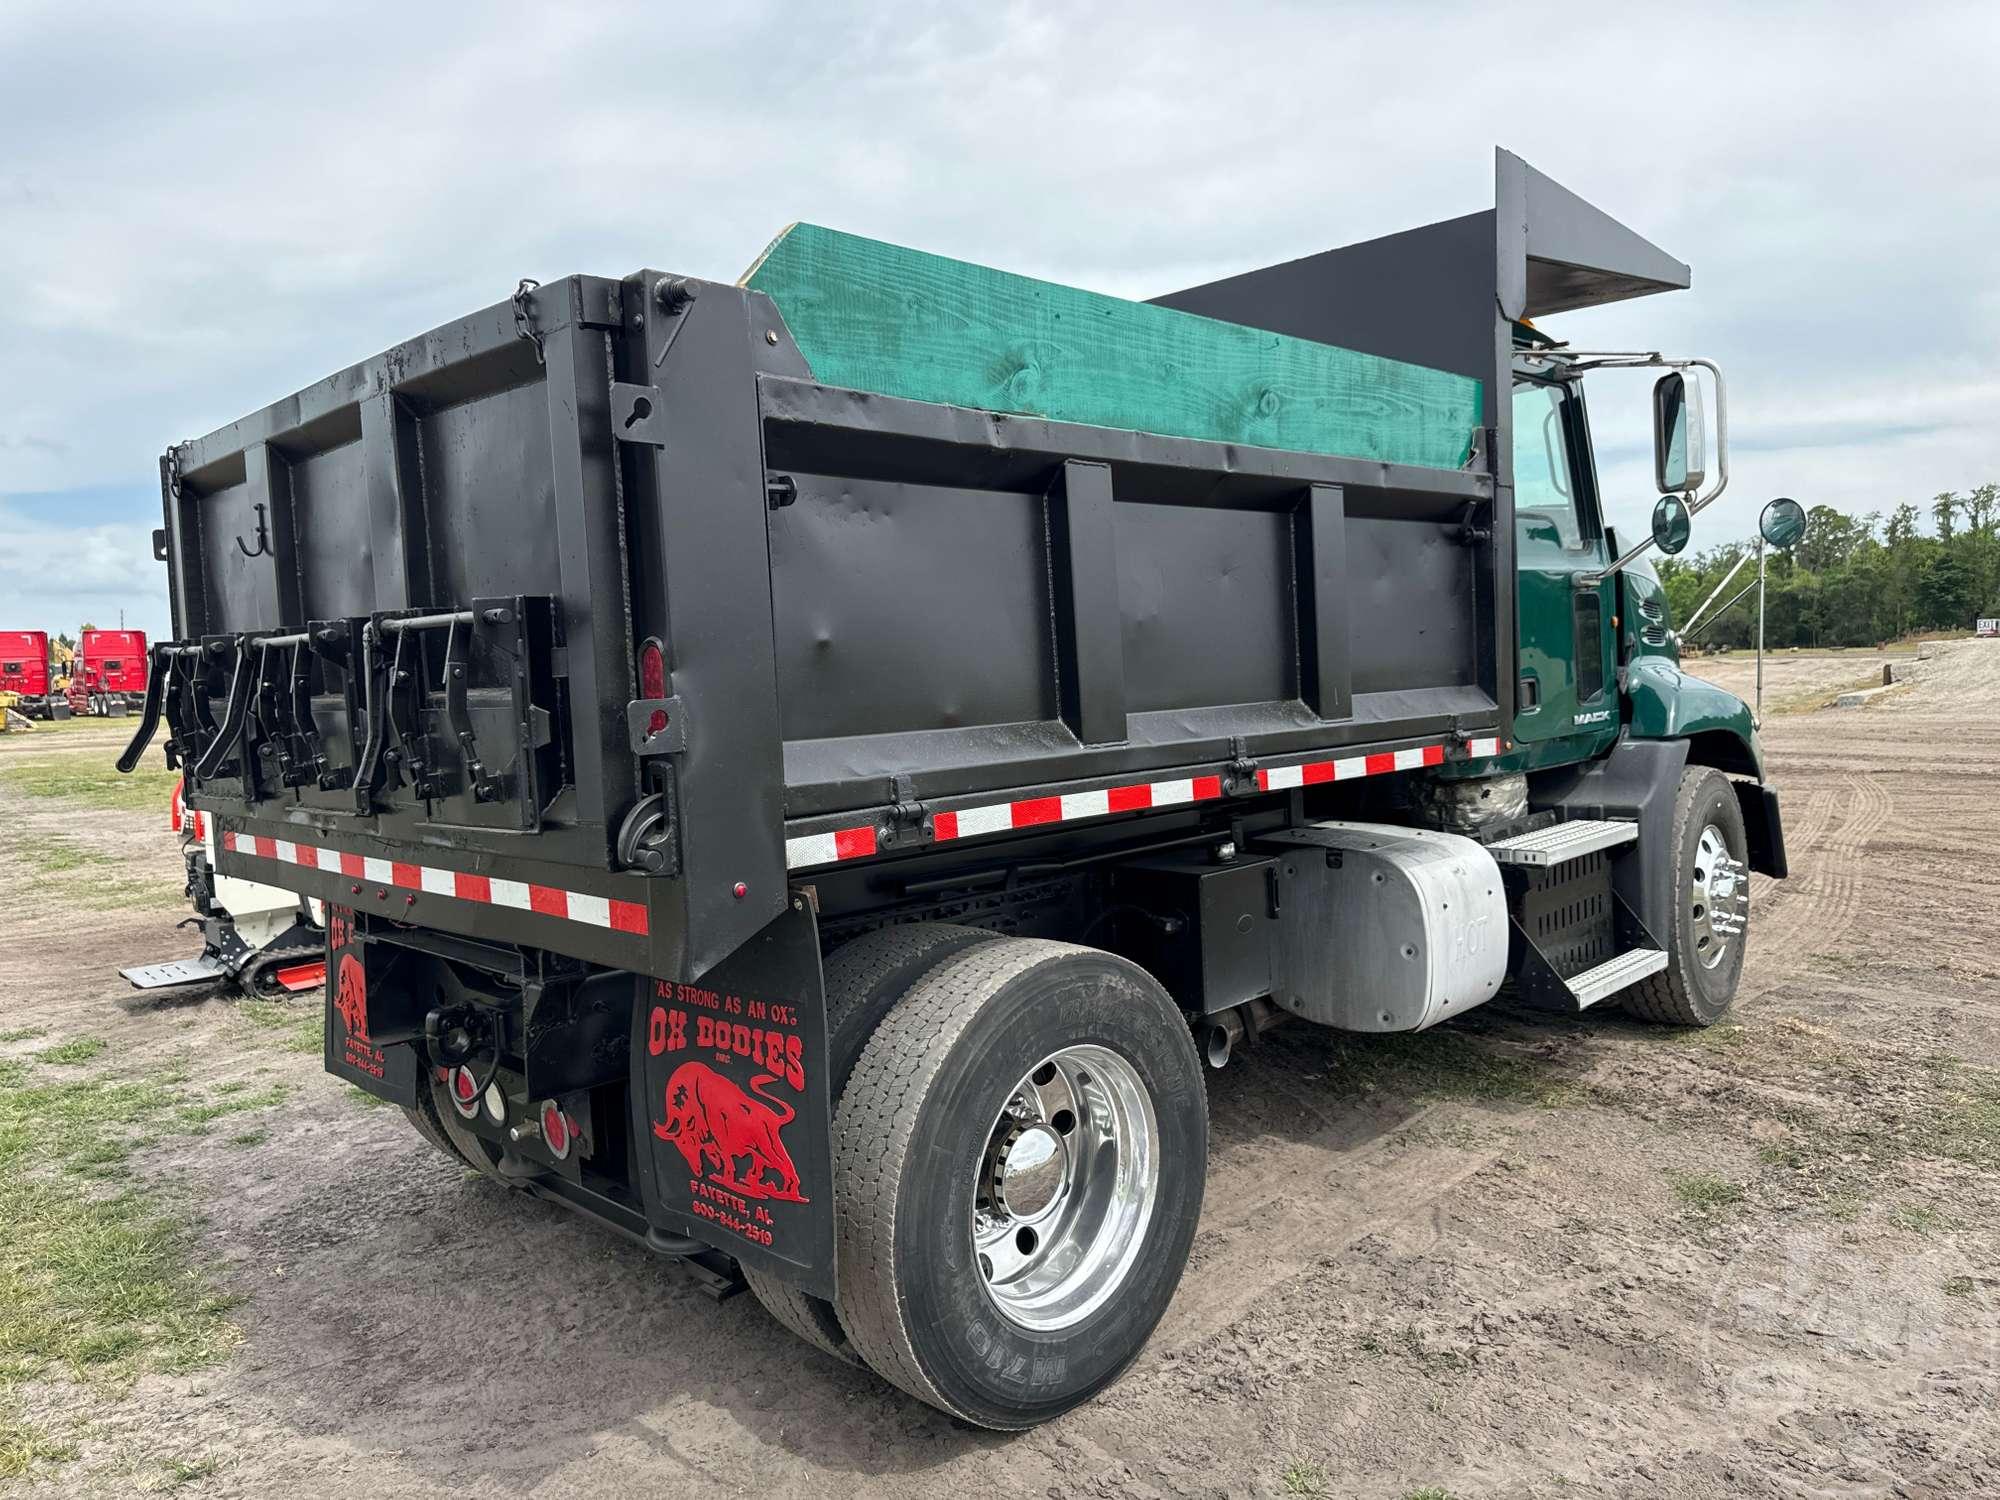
[742,224,1482,472]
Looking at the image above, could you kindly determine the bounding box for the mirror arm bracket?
[1564,354,1728,584]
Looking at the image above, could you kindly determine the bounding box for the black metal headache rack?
[120,596,563,832]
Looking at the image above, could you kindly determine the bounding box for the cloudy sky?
[4,1,1995,640]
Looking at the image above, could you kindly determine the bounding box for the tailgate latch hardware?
[611,382,670,446]
[616,789,679,876]
[626,695,687,756]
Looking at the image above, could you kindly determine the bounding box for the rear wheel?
[411,1066,515,1182]
[830,938,1206,1428]
[402,1076,471,1167]
[1625,766,1751,1026]
[742,922,1001,1363]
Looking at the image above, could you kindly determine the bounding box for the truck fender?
[1622,657,1766,781]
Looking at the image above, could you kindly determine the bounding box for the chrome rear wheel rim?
[972,1044,1159,1332]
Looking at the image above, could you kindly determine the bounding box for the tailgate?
[147,281,647,953]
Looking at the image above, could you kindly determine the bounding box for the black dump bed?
[144,151,1668,984]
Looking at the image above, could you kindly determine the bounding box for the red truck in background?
[0,631,51,700]
[78,629,148,715]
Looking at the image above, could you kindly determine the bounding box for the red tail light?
[638,638,668,737]
[540,1100,574,1160]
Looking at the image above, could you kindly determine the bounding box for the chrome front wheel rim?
[972,1043,1159,1332]
[1691,822,1748,969]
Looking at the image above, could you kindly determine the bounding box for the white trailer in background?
[120,780,325,996]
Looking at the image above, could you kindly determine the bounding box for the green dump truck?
[134,148,1785,1427]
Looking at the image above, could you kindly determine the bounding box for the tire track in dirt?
[1158,1101,1507,1352]
[1741,781,1835,967]
[1746,772,1891,985]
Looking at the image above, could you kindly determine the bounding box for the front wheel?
[1625,766,1751,1026]
[832,938,1206,1429]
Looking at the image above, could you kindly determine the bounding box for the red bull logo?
[653,1060,807,1203]
[333,953,368,1041]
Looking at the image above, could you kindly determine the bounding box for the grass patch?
[35,1036,108,1066]
[1932,1068,2000,1168]
[1308,1028,1577,1109]
[237,999,321,1055]
[74,875,183,912]
[225,1131,267,1149]
[9,831,180,911]
[175,1084,290,1128]
[1406,1491,1459,1500]
[0,759,180,814]
[1671,1022,1747,1051]
[1281,1457,1329,1496]
[0,1027,48,1044]
[1943,1275,1977,1298]
[0,1057,243,1405]
[1888,1202,1949,1234]
[16,837,115,875]
[1667,1171,1746,1210]
[1742,1048,2000,1220]
[150,1454,221,1489]
[0,1402,80,1480]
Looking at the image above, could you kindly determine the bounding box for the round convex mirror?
[1760,496,1806,550]
[1651,494,1693,555]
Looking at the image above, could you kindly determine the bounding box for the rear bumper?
[214,819,665,973]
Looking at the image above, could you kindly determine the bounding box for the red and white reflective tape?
[783,741,1498,873]
[786,773,1228,871]
[1256,743,1444,791]
[781,824,880,870]
[1466,736,1507,758]
[221,831,648,936]
[936,773,1227,845]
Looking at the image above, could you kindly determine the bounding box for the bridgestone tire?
[743,923,1002,1365]
[831,938,1207,1428]
[1625,766,1750,1027]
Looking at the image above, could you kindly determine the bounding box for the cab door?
[1511,375,1618,751]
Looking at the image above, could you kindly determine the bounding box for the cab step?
[1488,817,1637,868]
[1565,947,1669,1008]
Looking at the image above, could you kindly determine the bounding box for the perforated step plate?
[120,955,228,990]
[1488,818,1638,868]
[1566,947,1669,1009]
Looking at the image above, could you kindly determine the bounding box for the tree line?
[1655,486,2000,650]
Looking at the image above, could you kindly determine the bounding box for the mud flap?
[322,904,421,1106]
[1736,780,1788,879]
[635,898,834,1300]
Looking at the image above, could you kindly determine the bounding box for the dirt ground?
[3,644,1998,1500]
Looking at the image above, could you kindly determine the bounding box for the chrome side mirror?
[1653,371,1707,494]
[1760,496,1806,550]
[1651,494,1693,555]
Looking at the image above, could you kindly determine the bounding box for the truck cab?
[78,628,149,714]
